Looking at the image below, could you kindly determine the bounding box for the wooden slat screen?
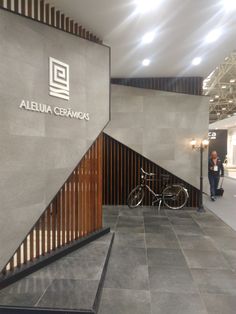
[103,133,200,207]
[0,0,102,43]
[1,134,103,276]
[111,77,203,96]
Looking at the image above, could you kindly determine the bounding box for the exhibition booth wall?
[0,8,110,274]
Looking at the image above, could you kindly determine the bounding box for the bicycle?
[127,168,189,210]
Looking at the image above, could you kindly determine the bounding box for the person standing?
[208,151,224,201]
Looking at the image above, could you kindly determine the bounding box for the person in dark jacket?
[208,150,224,201]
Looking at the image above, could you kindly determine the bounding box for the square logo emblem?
[49,57,69,100]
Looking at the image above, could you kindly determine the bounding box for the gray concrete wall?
[0,10,110,270]
[105,85,209,189]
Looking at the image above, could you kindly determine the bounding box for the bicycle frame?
[140,168,187,209]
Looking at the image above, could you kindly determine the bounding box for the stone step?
[0,233,114,314]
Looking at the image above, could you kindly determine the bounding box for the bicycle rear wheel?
[163,185,188,209]
[127,185,144,208]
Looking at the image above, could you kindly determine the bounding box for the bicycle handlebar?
[141,168,170,179]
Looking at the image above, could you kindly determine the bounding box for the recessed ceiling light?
[215,95,220,98]
[221,85,227,89]
[205,28,222,43]
[222,107,226,110]
[222,0,236,11]
[142,58,151,66]
[217,113,221,115]
[229,100,233,103]
[135,0,162,14]
[142,31,156,44]
[210,99,214,102]
[230,79,235,83]
[192,57,202,66]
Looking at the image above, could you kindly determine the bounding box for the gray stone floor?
[0,233,112,311]
[99,206,236,314]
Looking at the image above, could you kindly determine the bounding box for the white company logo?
[49,57,69,101]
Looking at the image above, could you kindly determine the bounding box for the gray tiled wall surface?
[0,10,110,271]
[105,84,209,189]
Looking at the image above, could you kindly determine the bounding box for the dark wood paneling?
[103,133,200,207]
[111,77,203,96]
[0,0,102,44]
[1,135,103,276]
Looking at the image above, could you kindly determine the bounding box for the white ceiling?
[48,0,236,78]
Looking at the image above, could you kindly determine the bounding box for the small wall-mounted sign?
[19,100,90,121]
[208,131,216,140]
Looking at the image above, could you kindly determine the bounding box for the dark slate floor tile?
[145,224,175,234]
[202,293,236,314]
[98,288,151,314]
[104,264,149,290]
[145,233,179,249]
[144,216,170,226]
[117,216,144,227]
[109,246,147,267]
[143,208,167,217]
[148,266,197,293]
[191,269,236,294]
[172,224,204,236]
[119,208,145,216]
[37,279,98,309]
[210,236,236,251]
[147,248,188,267]
[116,225,145,233]
[222,250,236,270]
[177,235,218,251]
[183,249,230,269]
[0,277,52,295]
[0,292,41,307]
[202,226,236,238]
[113,233,145,248]
[169,217,198,226]
[151,291,208,314]
[165,210,192,218]
[103,207,120,216]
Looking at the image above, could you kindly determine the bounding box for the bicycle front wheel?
[127,185,144,208]
[163,185,188,210]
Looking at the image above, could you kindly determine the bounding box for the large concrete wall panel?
[105,85,209,189]
[0,10,110,271]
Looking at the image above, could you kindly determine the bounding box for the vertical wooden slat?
[47,206,51,252]
[61,185,66,245]
[40,0,44,22]
[51,7,55,26]
[36,221,40,258]
[41,213,46,255]
[45,3,49,24]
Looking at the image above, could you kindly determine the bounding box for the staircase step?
[0,233,114,314]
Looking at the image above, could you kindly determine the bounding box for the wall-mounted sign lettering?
[208,131,216,140]
[49,57,69,100]
[19,100,90,121]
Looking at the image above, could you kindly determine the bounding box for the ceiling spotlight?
[222,0,236,11]
[142,31,156,44]
[210,99,214,102]
[135,0,162,14]
[230,79,235,83]
[215,95,220,98]
[192,57,202,66]
[221,85,227,89]
[205,28,222,43]
[142,58,151,66]
[229,100,233,103]
[222,107,226,110]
